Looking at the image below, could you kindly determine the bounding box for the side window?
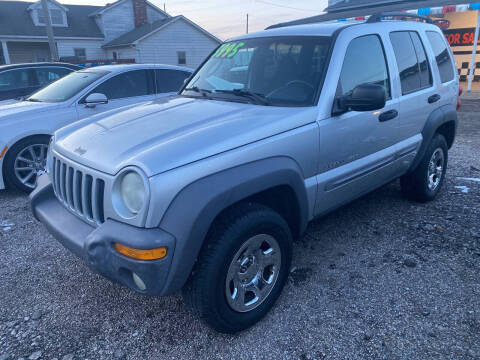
[156,69,191,93]
[338,35,390,98]
[35,67,72,86]
[390,31,432,94]
[92,70,154,100]
[426,31,455,83]
[0,69,31,90]
[410,32,432,88]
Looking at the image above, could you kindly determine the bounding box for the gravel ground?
[0,101,479,360]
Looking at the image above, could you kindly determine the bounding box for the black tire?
[3,135,50,193]
[182,202,293,333]
[400,134,448,203]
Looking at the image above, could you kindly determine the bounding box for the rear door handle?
[378,109,398,122]
[428,94,441,103]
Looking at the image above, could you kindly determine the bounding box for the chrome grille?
[51,155,105,225]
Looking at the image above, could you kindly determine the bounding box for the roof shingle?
[0,1,104,38]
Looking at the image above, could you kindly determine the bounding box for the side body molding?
[409,104,458,173]
[158,157,310,295]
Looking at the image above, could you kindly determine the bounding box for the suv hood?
[55,96,318,176]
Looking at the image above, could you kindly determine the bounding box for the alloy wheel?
[13,144,49,189]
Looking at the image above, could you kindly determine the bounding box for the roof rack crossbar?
[366,12,433,24]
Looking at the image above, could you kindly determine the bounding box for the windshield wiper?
[184,86,212,98]
[214,89,270,105]
[25,98,42,102]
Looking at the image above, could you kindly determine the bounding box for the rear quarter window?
[426,31,455,83]
[156,69,191,93]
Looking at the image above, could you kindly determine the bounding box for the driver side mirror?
[84,93,108,108]
[333,83,386,116]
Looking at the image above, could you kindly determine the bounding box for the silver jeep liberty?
[31,13,460,333]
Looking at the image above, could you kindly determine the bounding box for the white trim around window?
[32,8,68,27]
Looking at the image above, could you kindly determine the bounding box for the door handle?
[378,109,398,122]
[428,94,441,104]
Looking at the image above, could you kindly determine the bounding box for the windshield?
[182,36,331,106]
[27,70,109,103]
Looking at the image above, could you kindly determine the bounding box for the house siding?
[136,19,219,68]
[100,0,136,43]
[6,41,50,63]
[57,39,106,60]
[106,47,138,61]
[146,4,167,23]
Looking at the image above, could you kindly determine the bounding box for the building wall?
[147,4,167,23]
[57,39,106,60]
[100,0,136,43]
[105,47,138,61]
[136,19,219,68]
[6,42,50,63]
[100,0,168,43]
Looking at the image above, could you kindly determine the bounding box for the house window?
[36,8,66,26]
[74,48,86,60]
[177,51,186,65]
[50,9,63,25]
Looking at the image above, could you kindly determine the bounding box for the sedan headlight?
[113,168,149,218]
[121,171,146,214]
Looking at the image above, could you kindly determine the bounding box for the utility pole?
[467,10,480,92]
[246,13,249,34]
[41,0,58,61]
[164,3,166,13]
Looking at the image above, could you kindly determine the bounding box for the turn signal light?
[457,86,463,110]
[114,243,167,260]
[0,146,7,159]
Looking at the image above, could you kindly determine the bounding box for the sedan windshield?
[27,70,109,103]
[182,36,331,106]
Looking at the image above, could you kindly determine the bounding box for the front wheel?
[3,135,50,193]
[401,134,448,202]
[182,203,292,333]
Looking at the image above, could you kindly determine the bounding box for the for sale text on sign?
[444,28,480,46]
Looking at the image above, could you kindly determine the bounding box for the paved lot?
[1,101,479,360]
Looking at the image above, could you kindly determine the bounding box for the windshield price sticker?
[213,42,245,58]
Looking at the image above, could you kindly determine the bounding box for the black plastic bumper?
[30,174,176,296]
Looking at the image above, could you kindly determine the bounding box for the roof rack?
[366,12,434,24]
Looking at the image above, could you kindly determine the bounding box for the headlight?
[112,169,149,219]
[120,171,146,214]
[46,137,54,174]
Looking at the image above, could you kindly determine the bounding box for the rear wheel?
[401,134,448,202]
[3,135,50,193]
[182,203,292,333]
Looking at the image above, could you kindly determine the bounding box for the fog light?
[132,272,147,291]
[114,243,167,260]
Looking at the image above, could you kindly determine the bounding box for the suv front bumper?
[30,175,176,296]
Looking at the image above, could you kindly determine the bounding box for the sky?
[56,0,329,40]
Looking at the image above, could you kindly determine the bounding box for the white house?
[0,0,222,68]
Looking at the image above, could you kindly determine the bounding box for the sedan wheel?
[3,135,51,193]
[14,144,49,190]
